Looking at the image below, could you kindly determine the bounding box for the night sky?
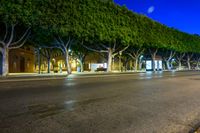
[114,0,200,35]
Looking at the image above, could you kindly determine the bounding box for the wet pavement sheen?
[0,71,200,133]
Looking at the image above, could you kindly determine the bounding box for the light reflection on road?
[64,100,76,111]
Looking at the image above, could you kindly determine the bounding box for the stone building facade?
[8,46,35,73]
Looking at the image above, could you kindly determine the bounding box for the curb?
[0,75,67,82]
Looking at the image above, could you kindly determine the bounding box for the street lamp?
[119,51,122,72]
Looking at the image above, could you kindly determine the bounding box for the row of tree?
[0,0,200,76]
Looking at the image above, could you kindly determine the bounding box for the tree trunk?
[178,61,182,70]
[2,48,9,76]
[162,61,166,70]
[152,57,156,72]
[80,61,84,72]
[65,51,71,74]
[125,62,128,71]
[119,55,121,72]
[166,60,171,70]
[149,49,158,72]
[107,48,112,72]
[139,61,142,71]
[196,60,200,70]
[77,59,84,72]
[47,58,51,73]
[176,53,185,70]
[134,58,138,72]
[187,59,191,70]
[186,54,193,70]
[164,51,175,70]
[170,61,173,69]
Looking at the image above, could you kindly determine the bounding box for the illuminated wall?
[9,46,35,73]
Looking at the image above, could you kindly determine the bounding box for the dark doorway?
[0,53,2,75]
[20,57,25,72]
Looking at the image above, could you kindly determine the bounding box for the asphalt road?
[0,71,200,133]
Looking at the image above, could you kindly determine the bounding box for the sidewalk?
[0,73,68,82]
[8,72,68,77]
[0,71,148,82]
[4,70,147,77]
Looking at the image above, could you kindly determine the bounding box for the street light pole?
[119,51,122,72]
[38,47,41,74]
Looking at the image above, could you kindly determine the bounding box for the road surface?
[0,71,200,133]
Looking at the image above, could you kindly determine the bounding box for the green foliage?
[0,0,37,26]
[2,0,200,54]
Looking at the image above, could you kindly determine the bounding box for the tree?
[40,48,54,73]
[161,50,176,70]
[30,26,55,74]
[71,41,90,72]
[0,0,37,76]
[53,36,75,74]
[33,0,200,74]
[78,1,132,72]
[128,47,144,71]
[176,53,185,70]
[193,54,200,70]
[34,0,75,74]
[185,53,193,70]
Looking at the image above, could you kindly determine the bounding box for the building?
[8,46,35,73]
[1,45,164,74]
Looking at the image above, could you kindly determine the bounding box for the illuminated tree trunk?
[2,48,9,76]
[134,58,138,71]
[187,60,191,70]
[196,60,200,70]
[65,50,71,74]
[176,53,185,70]
[77,59,84,72]
[80,61,84,72]
[178,61,182,70]
[139,61,143,70]
[107,48,112,72]
[186,54,193,70]
[152,57,156,71]
[166,60,171,70]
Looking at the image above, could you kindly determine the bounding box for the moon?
[148,6,155,14]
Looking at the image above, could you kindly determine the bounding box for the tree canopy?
[1,0,200,57]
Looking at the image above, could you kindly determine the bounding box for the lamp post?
[38,47,41,74]
[119,51,122,72]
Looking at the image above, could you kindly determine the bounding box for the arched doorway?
[20,57,25,72]
[0,53,2,75]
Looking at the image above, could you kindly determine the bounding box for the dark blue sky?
[114,0,200,35]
